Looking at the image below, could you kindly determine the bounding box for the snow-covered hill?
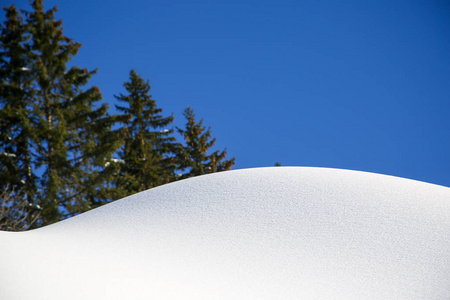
[1,167,449,299]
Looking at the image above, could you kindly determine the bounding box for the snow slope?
[1,167,450,299]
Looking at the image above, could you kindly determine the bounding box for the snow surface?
[1,167,450,300]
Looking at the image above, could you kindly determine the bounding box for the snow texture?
[1,167,449,299]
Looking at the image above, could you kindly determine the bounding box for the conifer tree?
[176,107,235,179]
[0,5,38,213]
[112,70,176,198]
[0,1,119,226]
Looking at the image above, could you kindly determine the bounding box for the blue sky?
[3,0,450,187]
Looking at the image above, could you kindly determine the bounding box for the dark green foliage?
[111,70,177,198]
[0,4,37,208]
[0,1,119,227]
[176,107,235,179]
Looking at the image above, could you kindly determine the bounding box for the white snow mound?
[1,167,450,299]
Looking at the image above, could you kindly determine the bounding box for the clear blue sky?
[4,0,450,187]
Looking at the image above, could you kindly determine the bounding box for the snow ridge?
[1,167,449,300]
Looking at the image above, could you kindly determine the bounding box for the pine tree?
[0,1,119,227]
[112,70,176,198]
[176,107,235,179]
[0,5,38,213]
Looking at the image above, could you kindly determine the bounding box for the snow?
[105,158,125,167]
[0,167,449,300]
[0,152,16,158]
[110,158,125,163]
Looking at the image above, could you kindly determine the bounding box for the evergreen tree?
[0,5,37,208]
[176,107,235,179]
[0,1,119,227]
[112,70,176,198]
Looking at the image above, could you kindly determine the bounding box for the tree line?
[0,0,235,230]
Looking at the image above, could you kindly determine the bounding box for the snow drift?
[1,167,450,299]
